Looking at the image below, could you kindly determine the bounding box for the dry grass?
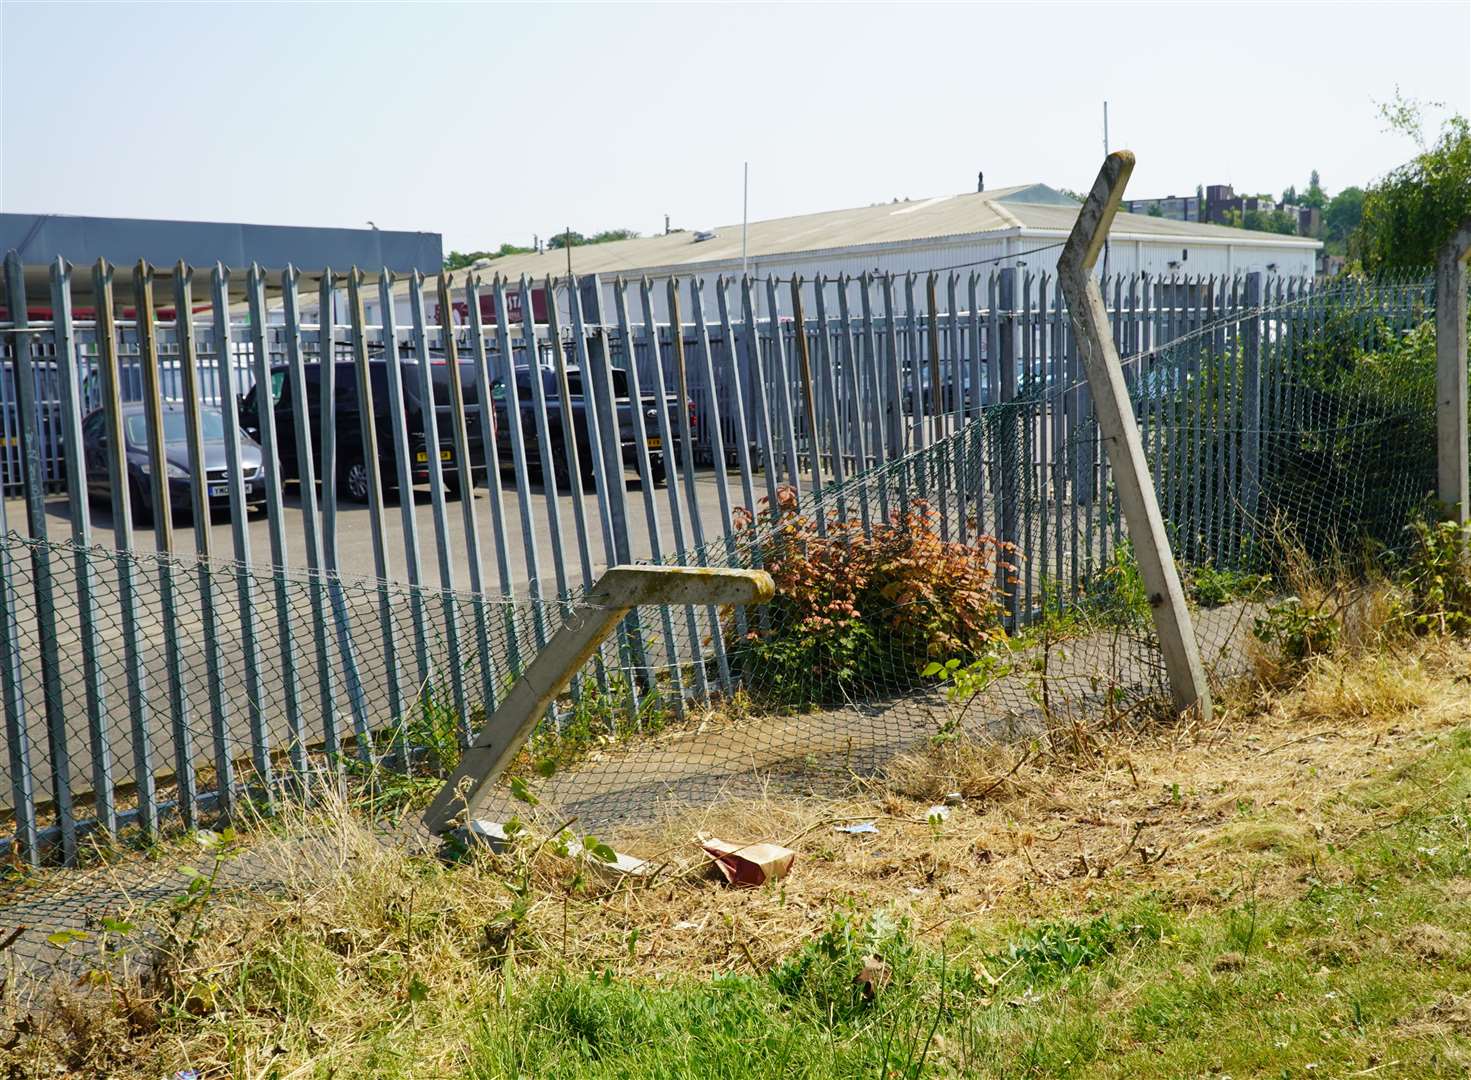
[7,628,1471,1077]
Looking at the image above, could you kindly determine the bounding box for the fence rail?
[0,253,1439,863]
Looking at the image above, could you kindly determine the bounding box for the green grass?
[409,733,1471,1077]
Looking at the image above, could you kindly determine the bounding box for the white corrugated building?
[474,182,1321,321]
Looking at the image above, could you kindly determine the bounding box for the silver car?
[81,403,266,524]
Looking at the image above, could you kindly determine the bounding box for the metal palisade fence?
[0,253,1435,863]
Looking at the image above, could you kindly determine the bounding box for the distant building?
[477,182,1321,322]
[1123,185,1323,240]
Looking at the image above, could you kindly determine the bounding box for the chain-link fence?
[0,267,1450,987]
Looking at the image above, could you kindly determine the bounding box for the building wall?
[338,229,1315,331]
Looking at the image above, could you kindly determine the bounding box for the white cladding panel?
[358,231,1316,328]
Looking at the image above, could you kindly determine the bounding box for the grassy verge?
[7,637,1471,1078]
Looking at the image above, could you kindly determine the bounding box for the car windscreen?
[123,409,225,447]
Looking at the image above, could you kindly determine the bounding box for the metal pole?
[95,261,158,837]
[742,162,749,280]
[2,253,72,858]
[1056,151,1211,720]
[50,258,115,835]
[176,263,237,808]
[136,261,198,831]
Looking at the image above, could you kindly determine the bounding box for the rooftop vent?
[692,230,717,242]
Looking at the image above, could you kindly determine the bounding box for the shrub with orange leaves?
[728,487,1014,706]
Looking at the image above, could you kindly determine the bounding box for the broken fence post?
[1055,150,1213,721]
[423,565,774,834]
[1436,217,1471,524]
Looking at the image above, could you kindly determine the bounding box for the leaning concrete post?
[424,565,774,834]
[1056,151,1213,720]
[1435,217,1471,523]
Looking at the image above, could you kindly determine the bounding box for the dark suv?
[240,359,488,502]
[492,364,690,488]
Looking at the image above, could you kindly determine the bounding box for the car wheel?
[341,455,372,504]
[649,457,667,487]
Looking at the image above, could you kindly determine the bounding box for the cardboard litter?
[701,838,796,887]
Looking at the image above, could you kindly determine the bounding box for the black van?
[240,359,488,502]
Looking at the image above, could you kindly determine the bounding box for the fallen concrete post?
[423,565,774,834]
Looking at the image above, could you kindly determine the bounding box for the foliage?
[768,906,916,1020]
[1393,517,1471,637]
[1188,564,1270,610]
[1242,207,1298,235]
[443,243,535,270]
[921,648,1014,742]
[548,228,640,249]
[728,488,1011,706]
[1323,186,1365,254]
[1083,542,1153,630]
[1355,93,1471,271]
[344,680,466,817]
[1003,910,1163,980]
[1253,596,1340,664]
[1301,168,1327,211]
[520,675,671,779]
[1259,315,1437,563]
[1221,202,1297,235]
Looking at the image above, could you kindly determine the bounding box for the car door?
[240,369,290,475]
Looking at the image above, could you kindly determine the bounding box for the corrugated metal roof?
[474,183,1317,282]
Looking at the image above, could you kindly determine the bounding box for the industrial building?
[474,182,1322,321]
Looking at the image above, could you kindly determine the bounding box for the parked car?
[239,358,488,503]
[80,403,266,523]
[490,364,691,488]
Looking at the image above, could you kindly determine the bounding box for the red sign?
[434,285,549,327]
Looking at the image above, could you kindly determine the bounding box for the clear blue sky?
[3,1,1468,253]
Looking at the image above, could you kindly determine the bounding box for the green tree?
[547,228,640,250]
[1323,186,1365,254]
[1282,184,1299,205]
[1147,204,1164,217]
[1242,208,1298,236]
[1355,95,1471,271]
[1301,170,1327,210]
[443,242,534,270]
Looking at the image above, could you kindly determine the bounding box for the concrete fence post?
[1435,218,1471,523]
[423,565,774,834]
[1056,151,1213,721]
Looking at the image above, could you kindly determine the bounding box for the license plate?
[416,450,453,463]
[647,437,662,450]
[208,483,229,498]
